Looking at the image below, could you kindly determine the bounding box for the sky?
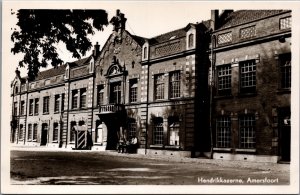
[5,1,215,79]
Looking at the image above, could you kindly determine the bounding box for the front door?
[41,123,48,146]
[279,107,291,162]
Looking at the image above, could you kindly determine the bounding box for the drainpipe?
[209,32,215,159]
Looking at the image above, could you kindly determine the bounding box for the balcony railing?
[98,104,124,114]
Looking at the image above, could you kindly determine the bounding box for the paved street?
[10,148,289,185]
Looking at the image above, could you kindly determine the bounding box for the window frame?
[216,116,231,148]
[153,117,164,145]
[217,64,232,96]
[27,124,32,141]
[169,71,181,99]
[239,115,256,149]
[43,96,50,114]
[80,88,87,108]
[97,85,104,106]
[279,53,291,89]
[34,98,39,115]
[29,99,34,115]
[154,74,165,100]
[14,102,18,116]
[239,60,256,94]
[129,79,138,103]
[72,90,78,109]
[33,124,38,141]
[54,95,60,113]
[53,122,59,142]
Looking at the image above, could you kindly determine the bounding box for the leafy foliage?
[11,9,108,79]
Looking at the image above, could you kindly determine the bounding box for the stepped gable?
[219,10,288,29]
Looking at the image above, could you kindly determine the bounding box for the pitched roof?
[68,56,91,68]
[23,55,92,82]
[218,10,288,30]
[33,64,67,81]
[149,28,187,45]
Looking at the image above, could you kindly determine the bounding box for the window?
[153,117,164,145]
[217,65,232,96]
[72,90,78,109]
[143,47,148,59]
[216,116,231,148]
[280,17,291,30]
[53,122,59,142]
[80,88,87,108]
[61,94,65,111]
[15,86,19,94]
[97,85,104,106]
[170,71,181,98]
[27,124,32,140]
[54,95,60,112]
[240,26,256,39]
[127,118,137,139]
[110,82,121,104]
[30,83,35,89]
[29,99,33,115]
[168,116,180,146]
[70,121,76,142]
[239,115,256,149]
[240,60,256,94]
[34,98,39,115]
[18,124,24,140]
[33,124,38,140]
[43,96,50,114]
[20,101,25,115]
[14,102,18,116]
[188,33,194,48]
[154,74,164,100]
[279,53,291,89]
[130,79,138,103]
[217,32,232,44]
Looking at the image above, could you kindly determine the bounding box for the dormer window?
[143,47,148,59]
[188,34,194,48]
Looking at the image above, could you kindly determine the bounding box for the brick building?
[210,10,291,162]
[10,9,291,162]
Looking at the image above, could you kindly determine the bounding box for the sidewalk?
[10,145,290,172]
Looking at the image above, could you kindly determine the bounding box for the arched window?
[143,47,148,59]
[188,33,194,48]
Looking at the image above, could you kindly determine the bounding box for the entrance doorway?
[279,107,291,162]
[41,123,48,146]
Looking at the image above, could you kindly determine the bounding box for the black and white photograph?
[1,1,299,194]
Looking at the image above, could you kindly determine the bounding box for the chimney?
[15,68,21,78]
[211,10,219,31]
[93,42,100,57]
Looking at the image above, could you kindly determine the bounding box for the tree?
[11,9,108,79]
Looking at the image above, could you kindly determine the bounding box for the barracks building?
[10,9,291,163]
